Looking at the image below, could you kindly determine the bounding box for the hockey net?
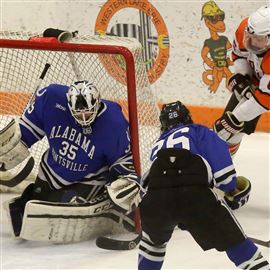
[0,31,160,193]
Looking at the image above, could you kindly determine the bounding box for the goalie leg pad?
[18,196,134,243]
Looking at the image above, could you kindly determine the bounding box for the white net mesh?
[0,31,160,193]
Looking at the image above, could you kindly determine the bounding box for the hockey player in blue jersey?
[1,80,141,242]
[138,101,269,270]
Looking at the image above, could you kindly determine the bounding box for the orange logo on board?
[95,0,170,84]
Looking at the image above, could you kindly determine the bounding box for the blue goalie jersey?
[150,123,237,192]
[19,84,136,189]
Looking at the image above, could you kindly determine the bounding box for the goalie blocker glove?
[224,176,251,210]
[228,73,253,100]
[214,111,244,141]
[106,175,142,214]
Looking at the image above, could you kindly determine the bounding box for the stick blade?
[96,234,141,250]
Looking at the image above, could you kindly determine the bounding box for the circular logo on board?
[95,0,170,84]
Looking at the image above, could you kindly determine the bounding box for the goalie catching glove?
[214,111,244,141]
[224,176,251,210]
[0,119,30,171]
[106,175,142,214]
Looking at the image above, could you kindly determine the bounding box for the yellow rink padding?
[0,92,269,132]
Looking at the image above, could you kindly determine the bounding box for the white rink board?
[1,0,267,107]
[0,132,269,270]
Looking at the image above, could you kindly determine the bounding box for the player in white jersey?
[138,101,269,270]
[0,80,141,242]
[214,6,270,155]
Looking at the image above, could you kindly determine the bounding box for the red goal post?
[0,32,160,192]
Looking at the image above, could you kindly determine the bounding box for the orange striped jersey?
[233,18,270,109]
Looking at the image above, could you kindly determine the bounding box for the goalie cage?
[0,31,160,193]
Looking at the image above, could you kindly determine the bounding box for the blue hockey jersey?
[19,84,136,189]
[150,123,237,192]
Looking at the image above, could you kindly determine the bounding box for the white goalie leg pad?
[0,119,30,170]
[19,197,134,243]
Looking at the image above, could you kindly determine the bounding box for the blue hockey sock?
[138,254,164,270]
[226,239,257,266]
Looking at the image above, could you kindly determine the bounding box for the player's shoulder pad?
[37,84,68,99]
[189,123,210,131]
[235,17,249,51]
[261,50,270,75]
[100,99,127,122]
[40,84,69,104]
[44,84,69,96]
[101,99,122,109]
[195,124,226,142]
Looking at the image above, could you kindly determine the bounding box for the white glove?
[106,176,141,214]
[0,119,30,171]
[214,111,244,141]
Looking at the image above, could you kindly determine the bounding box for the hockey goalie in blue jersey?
[2,80,141,243]
[138,101,269,270]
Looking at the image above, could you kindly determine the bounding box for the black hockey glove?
[224,176,251,210]
[228,73,253,100]
[214,111,244,141]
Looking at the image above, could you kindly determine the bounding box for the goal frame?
[0,38,142,176]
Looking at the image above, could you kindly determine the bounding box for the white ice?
[1,133,269,270]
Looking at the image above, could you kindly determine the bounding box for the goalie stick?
[96,235,270,251]
[96,233,142,250]
[249,237,270,248]
[42,28,82,81]
[0,157,34,187]
[24,62,51,113]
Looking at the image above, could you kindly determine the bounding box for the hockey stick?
[43,28,82,81]
[249,237,270,248]
[67,53,82,81]
[24,63,51,113]
[96,233,142,250]
[0,157,34,187]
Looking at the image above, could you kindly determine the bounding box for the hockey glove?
[214,111,244,141]
[228,73,253,100]
[224,176,251,210]
[106,176,142,214]
[0,119,30,171]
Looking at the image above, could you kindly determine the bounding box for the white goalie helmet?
[244,5,270,54]
[67,80,100,127]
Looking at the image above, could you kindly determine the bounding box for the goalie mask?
[67,80,100,127]
[244,6,270,54]
[160,101,193,132]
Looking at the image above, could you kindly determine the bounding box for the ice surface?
[1,133,269,269]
